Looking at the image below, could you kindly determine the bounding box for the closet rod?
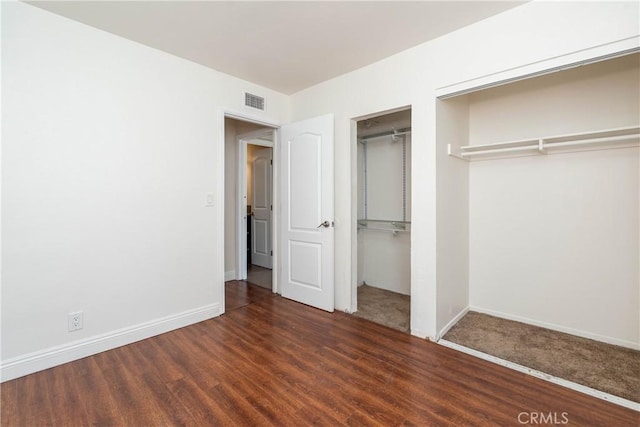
[461,133,639,157]
[544,133,638,149]
[461,144,538,157]
[451,125,640,160]
[357,219,410,234]
[359,127,411,142]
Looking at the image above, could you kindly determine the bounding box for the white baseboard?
[224,270,236,281]
[470,306,640,350]
[410,328,430,340]
[0,303,221,382]
[437,339,640,412]
[437,306,470,340]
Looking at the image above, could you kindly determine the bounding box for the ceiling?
[28,1,526,95]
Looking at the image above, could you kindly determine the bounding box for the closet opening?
[436,53,639,405]
[353,108,412,333]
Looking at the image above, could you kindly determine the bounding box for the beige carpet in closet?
[444,311,640,403]
[353,285,410,333]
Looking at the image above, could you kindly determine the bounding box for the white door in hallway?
[251,147,273,269]
[280,114,334,312]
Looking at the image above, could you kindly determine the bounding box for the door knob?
[317,220,331,228]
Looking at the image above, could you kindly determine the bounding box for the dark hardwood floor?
[1,282,637,426]
[225,279,273,311]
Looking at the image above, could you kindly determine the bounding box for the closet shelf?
[448,125,640,161]
[358,219,411,232]
[359,127,411,143]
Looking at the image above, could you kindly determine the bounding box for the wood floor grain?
[225,279,273,311]
[1,282,638,426]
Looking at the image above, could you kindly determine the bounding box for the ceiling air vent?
[245,92,265,111]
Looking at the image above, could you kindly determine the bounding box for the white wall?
[358,230,411,295]
[0,2,4,364]
[435,97,469,336]
[357,132,411,295]
[1,2,289,380]
[290,0,639,338]
[224,119,238,279]
[467,55,640,348]
[467,55,640,144]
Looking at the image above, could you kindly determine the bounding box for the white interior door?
[280,114,334,312]
[251,147,272,269]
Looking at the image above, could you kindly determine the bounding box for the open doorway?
[244,140,273,289]
[223,112,335,314]
[224,117,275,294]
[353,108,412,332]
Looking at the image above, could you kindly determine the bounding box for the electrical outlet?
[68,311,83,332]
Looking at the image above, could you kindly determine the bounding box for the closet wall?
[458,54,639,348]
[357,111,411,295]
[435,97,469,333]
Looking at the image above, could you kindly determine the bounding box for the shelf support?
[447,144,467,161]
[538,138,546,154]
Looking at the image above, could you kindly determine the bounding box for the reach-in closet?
[355,109,412,332]
[436,53,639,403]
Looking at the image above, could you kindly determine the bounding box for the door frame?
[236,130,274,281]
[218,109,279,315]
